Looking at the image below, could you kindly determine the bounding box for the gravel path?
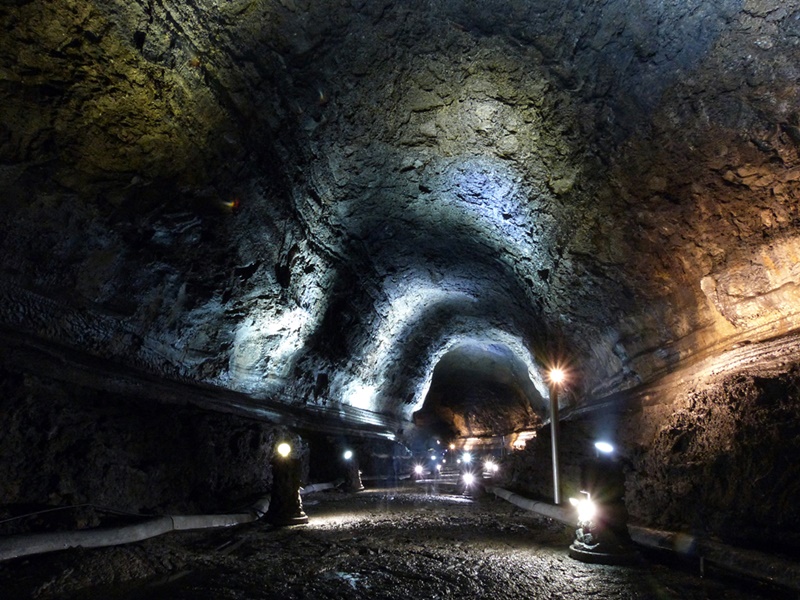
[1,487,790,599]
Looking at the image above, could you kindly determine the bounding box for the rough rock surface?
[0,368,282,529]
[502,362,800,551]
[3,0,800,417]
[2,0,800,566]
[626,367,800,552]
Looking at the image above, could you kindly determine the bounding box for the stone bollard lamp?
[568,442,638,564]
[265,442,309,526]
[342,449,365,492]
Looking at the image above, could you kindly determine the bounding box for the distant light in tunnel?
[277,443,292,458]
[343,450,354,460]
[484,460,498,473]
[595,441,615,454]
[449,443,456,450]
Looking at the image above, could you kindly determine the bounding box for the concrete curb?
[0,501,268,563]
[0,480,337,563]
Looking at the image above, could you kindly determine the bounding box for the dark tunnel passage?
[2,0,800,597]
[413,342,544,442]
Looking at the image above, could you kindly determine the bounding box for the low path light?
[266,441,308,526]
[341,448,364,492]
[569,443,638,564]
[462,471,477,498]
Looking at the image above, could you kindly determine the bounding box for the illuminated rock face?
[626,368,800,550]
[1,0,800,541]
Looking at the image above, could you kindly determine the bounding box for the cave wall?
[625,367,800,552]
[3,0,800,428]
[502,362,800,552]
[0,367,286,532]
[1,0,800,556]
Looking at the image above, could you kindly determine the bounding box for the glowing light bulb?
[343,450,353,460]
[277,443,291,458]
[569,495,597,522]
[595,441,615,454]
[463,472,475,486]
[462,452,472,464]
[549,368,565,385]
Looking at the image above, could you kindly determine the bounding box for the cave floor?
[1,486,791,599]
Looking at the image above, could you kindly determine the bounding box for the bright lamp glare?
[569,496,597,522]
[463,473,475,486]
[414,464,424,474]
[436,464,442,471]
[343,450,353,460]
[549,368,565,384]
[462,452,472,464]
[277,443,291,458]
[595,441,615,454]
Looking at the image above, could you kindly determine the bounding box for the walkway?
[1,487,789,599]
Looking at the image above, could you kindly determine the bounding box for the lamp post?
[549,368,565,505]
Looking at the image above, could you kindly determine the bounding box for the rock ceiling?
[1,0,799,435]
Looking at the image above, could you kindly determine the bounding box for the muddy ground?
[0,486,792,599]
